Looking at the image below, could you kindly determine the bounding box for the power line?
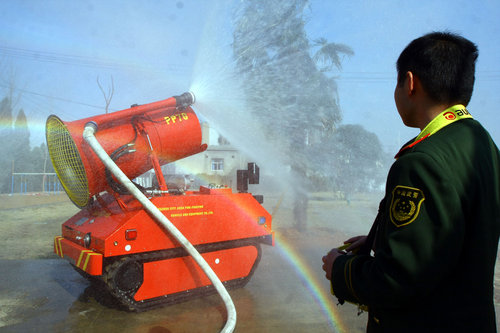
[0,82,113,111]
[0,45,192,73]
[0,45,122,70]
[334,70,500,83]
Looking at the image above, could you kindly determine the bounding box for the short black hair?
[396,31,478,105]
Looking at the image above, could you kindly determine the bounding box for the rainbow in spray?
[274,232,349,333]
[169,161,350,331]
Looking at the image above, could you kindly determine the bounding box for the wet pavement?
[3,193,496,332]
[0,245,367,333]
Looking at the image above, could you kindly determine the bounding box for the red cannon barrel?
[46,92,206,208]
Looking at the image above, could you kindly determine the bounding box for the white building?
[135,123,251,191]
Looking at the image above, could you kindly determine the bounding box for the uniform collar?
[415,104,472,141]
[395,104,473,159]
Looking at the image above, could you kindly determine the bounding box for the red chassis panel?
[59,187,273,258]
[134,245,259,301]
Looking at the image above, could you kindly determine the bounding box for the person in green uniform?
[322,31,500,332]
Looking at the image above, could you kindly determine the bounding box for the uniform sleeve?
[331,151,465,308]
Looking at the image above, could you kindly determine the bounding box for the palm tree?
[313,38,354,72]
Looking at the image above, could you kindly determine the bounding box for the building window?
[211,158,224,171]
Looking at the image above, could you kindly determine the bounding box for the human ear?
[406,71,415,96]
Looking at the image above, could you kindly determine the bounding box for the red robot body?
[47,92,273,311]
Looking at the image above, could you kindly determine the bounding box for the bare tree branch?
[97,75,114,114]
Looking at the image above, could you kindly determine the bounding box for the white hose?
[83,123,236,333]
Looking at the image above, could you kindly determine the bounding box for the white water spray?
[188,2,294,192]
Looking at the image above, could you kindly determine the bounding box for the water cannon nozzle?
[175,92,196,109]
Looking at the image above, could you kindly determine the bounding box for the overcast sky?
[0,0,499,152]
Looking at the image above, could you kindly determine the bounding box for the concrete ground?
[0,192,498,332]
[0,248,366,333]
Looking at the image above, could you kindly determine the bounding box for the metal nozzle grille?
[46,116,89,208]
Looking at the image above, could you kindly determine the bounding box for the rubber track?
[101,237,264,312]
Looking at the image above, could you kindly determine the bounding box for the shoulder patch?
[390,185,425,227]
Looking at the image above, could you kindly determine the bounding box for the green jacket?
[331,117,500,332]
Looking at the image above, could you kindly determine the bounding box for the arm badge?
[389,185,425,227]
